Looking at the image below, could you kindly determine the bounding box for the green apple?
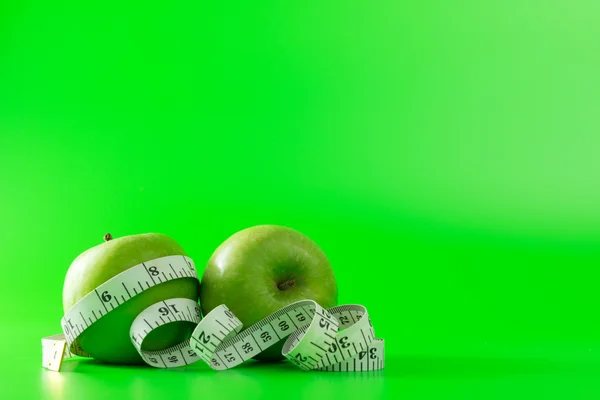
[199,225,338,361]
[62,233,199,364]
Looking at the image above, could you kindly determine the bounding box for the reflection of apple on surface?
[200,225,338,361]
[62,233,199,364]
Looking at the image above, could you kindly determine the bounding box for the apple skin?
[62,233,199,364]
[200,225,338,361]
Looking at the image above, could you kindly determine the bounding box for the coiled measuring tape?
[41,255,385,372]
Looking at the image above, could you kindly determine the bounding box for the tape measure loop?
[42,256,385,372]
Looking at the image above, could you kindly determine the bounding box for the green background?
[1,0,600,398]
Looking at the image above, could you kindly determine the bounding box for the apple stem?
[104,233,113,242]
[277,279,296,291]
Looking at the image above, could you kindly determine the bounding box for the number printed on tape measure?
[42,255,385,372]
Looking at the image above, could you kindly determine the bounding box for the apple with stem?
[199,225,338,361]
[62,233,199,364]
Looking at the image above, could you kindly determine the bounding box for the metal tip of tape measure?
[42,335,68,372]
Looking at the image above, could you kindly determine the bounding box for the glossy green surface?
[2,0,600,399]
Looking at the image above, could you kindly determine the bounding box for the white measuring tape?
[42,255,385,372]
